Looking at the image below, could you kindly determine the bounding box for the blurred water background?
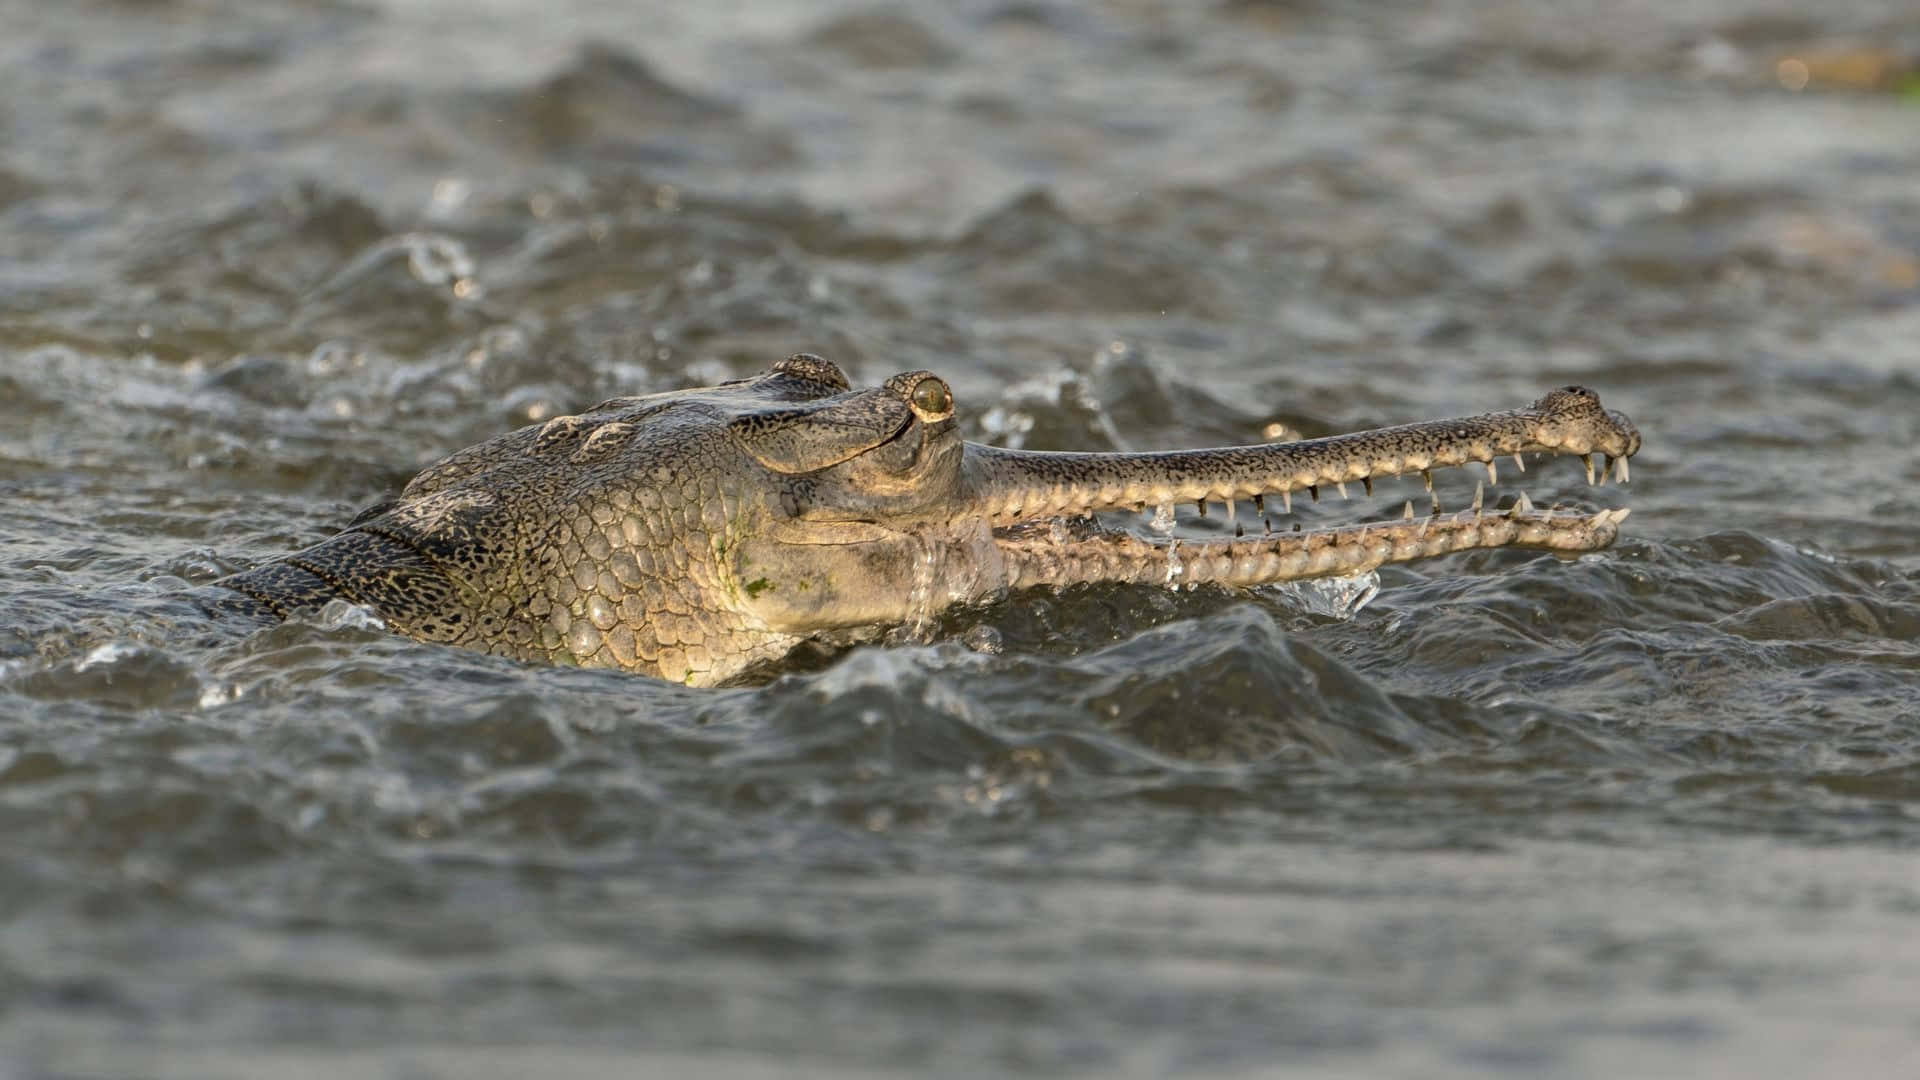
[4,1,1920,1075]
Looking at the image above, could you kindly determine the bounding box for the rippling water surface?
[5,1,1920,1075]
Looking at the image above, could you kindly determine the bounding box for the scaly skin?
[213,354,1642,685]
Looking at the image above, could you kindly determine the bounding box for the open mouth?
[966,385,1640,591]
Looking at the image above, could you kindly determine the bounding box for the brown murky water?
[5,1,1920,1075]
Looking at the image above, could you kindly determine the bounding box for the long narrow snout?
[955,386,1639,591]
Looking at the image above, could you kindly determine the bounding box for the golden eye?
[910,376,953,419]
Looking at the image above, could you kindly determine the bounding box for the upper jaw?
[953,385,1640,527]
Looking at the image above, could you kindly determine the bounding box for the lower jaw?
[995,505,1629,590]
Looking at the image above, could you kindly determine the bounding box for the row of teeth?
[1140,452,1632,537]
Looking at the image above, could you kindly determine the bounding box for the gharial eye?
[910,376,953,419]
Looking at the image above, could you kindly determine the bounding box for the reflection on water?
[4,0,1920,1075]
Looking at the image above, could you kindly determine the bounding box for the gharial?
[208,353,1641,686]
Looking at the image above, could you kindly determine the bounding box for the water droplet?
[403,234,475,287]
[307,341,353,377]
[1777,57,1810,91]
[429,177,470,216]
[963,625,1003,654]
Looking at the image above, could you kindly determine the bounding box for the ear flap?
[729,391,912,474]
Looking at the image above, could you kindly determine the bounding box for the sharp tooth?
[1485,459,1498,485]
[1402,500,1415,520]
[1513,491,1534,514]
[1336,481,1349,499]
[1513,453,1526,473]
[1421,469,1434,493]
[1253,494,1266,513]
[1225,499,1237,524]
[1471,480,1484,514]
[1583,455,1597,486]
[1417,516,1433,539]
[1602,455,1616,486]
[1612,507,1632,523]
[1281,490,1293,514]
[1362,476,1373,497]
[1616,456,1631,484]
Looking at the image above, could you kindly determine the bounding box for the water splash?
[1149,502,1176,534]
[892,534,944,645]
[1266,570,1381,620]
[317,599,387,631]
[76,641,143,672]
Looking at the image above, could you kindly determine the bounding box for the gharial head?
[221,353,1642,686]
[314,352,994,682]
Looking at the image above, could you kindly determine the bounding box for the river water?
[4,1,1920,1075]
